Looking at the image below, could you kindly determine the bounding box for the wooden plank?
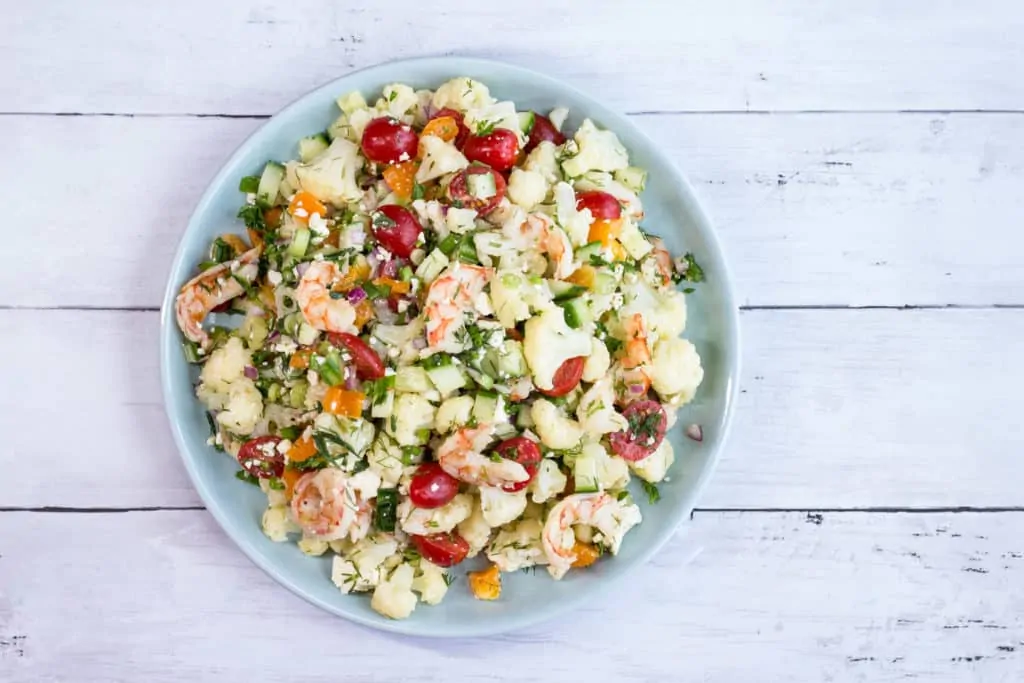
[4,308,1023,509]
[1,510,1021,682]
[3,2,1024,114]
[4,112,1024,309]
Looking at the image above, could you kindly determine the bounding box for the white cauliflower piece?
[524,141,560,185]
[293,137,364,205]
[479,486,528,528]
[629,439,675,483]
[372,317,426,366]
[582,338,610,382]
[531,399,584,451]
[548,107,569,131]
[617,277,688,340]
[445,206,479,234]
[434,395,475,433]
[216,381,263,435]
[561,119,629,178]
[412,560,450,605]
[371,563,418,620]
[298,536,329,556]
[377,83,419,121]
[507,168,548,210]
[416,136,469,183]
[368,435,415,487]
[198,337,249,391]
[465,100,524,143]
[457,497,493,558]
[523,305,592,391]
[553,181,592,246]
[583,441,631,490]
[431,77,495,112]
[486,518,546,572]
[398,493,473,535]
[576,376,628,438]
[335,90,367,115]
[386,393,436,446]
[333,534,400,593]
[261,505,296,542]
[490,271,537,328]
[528,459,567,504]
[651,337,704,405]
[410,198,448,235]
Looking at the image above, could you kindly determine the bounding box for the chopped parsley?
[237,204,267,233]
[475,120,497,136]
[674,252,705,284]
[363,376,395,405]
[442,572,456,586]
[387,90,398,102]
[641,480,660,504]
[371,211,397,230]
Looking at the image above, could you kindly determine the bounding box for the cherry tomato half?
[411,532,470,567]
[361,116,419,165]
[237,435,285,479]
[608,400,667,462]
[408,462,461,509]
[447,165,507,214]
[371,204,422,259]
[538,356,586,398]
[576,190,622,221]
[524,112,565,153]
[327,332,386,380]
[492,436,543,492]
[432,107,470,148]
[462,128,520,171]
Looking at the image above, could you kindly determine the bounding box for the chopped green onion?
[235,470,260,486]
[437,233,460,256]
[238,176,261,193]
[399,265,414,282]
[182,341,203,364]
[279,426,301,441]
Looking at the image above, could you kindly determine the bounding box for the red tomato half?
[447,165,507,214]
[524,113,565,152]
[408,462,460,509]
[462,128,519,171]
[493,436,543,492]
[328,332,386,380]
[371,204,422,259]
[237,436,285,478]
[411,532,470,567]
[361,116,419,165]
[538,357,585,397]
[608,400,667,462]
[576,191,622,220]
[432,107,470,147]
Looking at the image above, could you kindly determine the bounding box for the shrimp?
[290,467,376,542]
[621,313,652,369]
[542,492,642,580]
[295,261,358,333]
[175,247,260,348]
[648,237,674,285]
[423,263,492,351]
[437,424,529,488]
[515,213,574,279]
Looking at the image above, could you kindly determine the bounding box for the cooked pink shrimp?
[175,247,260,348]
[621,313,652,370]
[295,261,358,333]
[542,492,642,579]
[514,213,573,279]
[423,263,492,351]
[437,424,529,488]
[649,237,674,286]
[290,468,374,541]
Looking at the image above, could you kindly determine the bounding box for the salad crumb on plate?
[175,76,705,621]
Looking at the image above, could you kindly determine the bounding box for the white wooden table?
[3,3,1023,681]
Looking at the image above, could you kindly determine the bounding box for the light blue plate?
[160,57,740,637]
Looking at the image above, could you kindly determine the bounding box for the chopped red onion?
[243,366,258,380]
[366,252,381,276]
[685,424,704,442]
[412,336,427,350]
[346,287,367,304]
[295,262,311,278]
[344,370,361,391]
[267,330,281,342]
[629,383,646,395]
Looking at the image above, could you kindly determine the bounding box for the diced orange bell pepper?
[353,299,374,329]
[373,277,411,295]
[610,239,628,261]
[323,387,365,418]
[571,542,601,568]
[220,233,250,255]
[587,218,623,247]
[288,191,327,224]
[288,436,318,463]
[468,564,502,600]
[282,468,304,499]
[263,207,283,229]
[382,160,420,201]
[334,260,372,292]
[566,265,597,289]
[289,349,312,370]
[421,116,459,143]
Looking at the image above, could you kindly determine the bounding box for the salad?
[175,77,705,620]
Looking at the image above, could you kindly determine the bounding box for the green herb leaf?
[641,480,661,504]
[235,470,260,486]
[237,204,267,233]
[675,252,705,284]
[374,488,398,531]
[412,182,426,200]
[238,176,261,194]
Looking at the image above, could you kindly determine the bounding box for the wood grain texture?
[2,510,1022,682]
[4,112,1023,309]
[4,2,1024,114]
[4,307,1023,509]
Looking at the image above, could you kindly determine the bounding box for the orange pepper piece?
[353,299,374,329]
[566,265,597,289]
[610,239,628,262]
[587,218,623,247]
[382,160,420,201]
[334,260,372,292]
[288,191,327,224]
[421,116,459,143]
[282,468,304,499]
[289,349,312,370]
[467,564,502,600]
[373,276,411,295]
[263,207,283,229]
[288,436,318,463]
[323,387,365,418]
[571,542,601,568]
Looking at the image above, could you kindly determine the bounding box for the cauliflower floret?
[457,497,493,557]
[386,393,436,446]
[372,317,426,366]
[527,459,567,504]
[446,206,479,234]
[371,563,418,620]
[617,277,687,340]
[377,83,419,121]
[260,477,288,507]
[584,441,631,490]
[582,338,610,382]
[490,271,550,328]
[629,439,675,483]
[398,493,473,535]
[486,518,546,572]
[507,169,548,210]
[298,536,330,556]
[315,413,376,458]
[531,399,584,450]
[292,137,364,205]
[561,119,629,178]
[333,534,400,593]
[216,381,263,435]
[524,140,561,186]
[548,107,569,131]
[198,337,250,391]
[479,486,528,527]
[464,100,524,143]
[416,136,469,183]
[553,181,593,246]
[368,434,419,486]
[434,395,475,433]
[576,377,628,438]
[431,77,495,113]
[523,306,592,392]
[261,505,297,542]
[412,560,450,605]
[651,337,704,405]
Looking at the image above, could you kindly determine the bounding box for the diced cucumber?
[395,366,432,393]
[296,323,320,346]
[371,389,394,419]
[560,297,592,329]
[415,248,449,284]
[469,369,494,390]
[427,364,467,397]
[572,450,601,493]
[288,380,308,409]
[593,271,618,295]
[472,392,505,424]
[549,280,587,302]
[327,114,349,141]
[614,166,648,193]
[494,421,517,439]
[467,172,497,200]
[518,111,536,135]
[288,228,311,257]
[574,241,604,264]
[548,107,569,132]
[336,91,368,115]
[256,162,285,206]
[298,134,330,162]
